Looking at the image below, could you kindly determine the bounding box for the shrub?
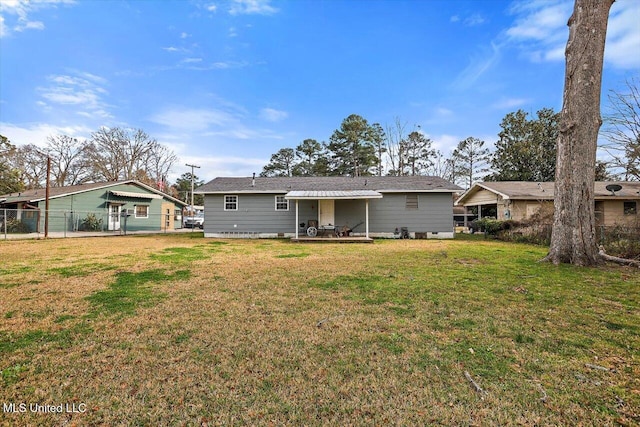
[81,213,103,231]
[4,219,31,234]
[598,221,640,260]
[471,218,518,236]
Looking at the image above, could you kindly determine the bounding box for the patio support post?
[365,199,370,238]
[295,199,299,239]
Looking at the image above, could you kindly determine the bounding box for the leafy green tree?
[292,139,326,176]
[0,135,24,194]
[402,130,436,176]
[260,148,296,177]
[174,172,204,205]
[452,137,490,188]
[490,108,559,182]
[370,123,386,176]
[327,114,378,176]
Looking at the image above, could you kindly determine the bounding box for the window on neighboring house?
[406,194,419,209]
[623,201,637,215]
[224,195,238,211]
[275,195,289,211]
[135,205,149,218]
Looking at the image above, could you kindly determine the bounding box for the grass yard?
[0,234,638,426]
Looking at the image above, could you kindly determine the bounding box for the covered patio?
[285,190,383,242]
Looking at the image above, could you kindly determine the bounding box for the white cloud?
[179,155,265,180]
[259,108,288,122]
[450,12,485,27]
[0,122,92,147]
[453,41,502,89]
[605,0,640,69]
[36,72,113,119]
[150,107,239,132]
[505,0,639,70]
[206,3,218,12]
[0,15,7,38]
[229,0,278,16]
[464,13,485,26]
[0,0,75,37]
[491,97,530,109]
[14,19,44,32]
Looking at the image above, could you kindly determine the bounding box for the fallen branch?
[598,246,640,268]
[316,311,344,328]
[464,371,486,396]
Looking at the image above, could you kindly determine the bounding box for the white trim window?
[275,195,289,211]
[224,195,238,211]
[135,205,149,218]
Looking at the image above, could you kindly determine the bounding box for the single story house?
[195,176,462,239]
[455,181,640,226]
[0,180,186,233]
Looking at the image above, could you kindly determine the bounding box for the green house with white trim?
[0,180,186,234]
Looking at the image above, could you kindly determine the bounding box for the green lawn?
[0,234,638,426]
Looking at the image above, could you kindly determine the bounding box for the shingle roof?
[456,181,640,204]
[0,180,186,206]
[196,176,462,194]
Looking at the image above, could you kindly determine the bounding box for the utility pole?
[185,163,201,216]
[45,157,51,238]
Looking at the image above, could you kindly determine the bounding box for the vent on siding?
[406,194,418,209]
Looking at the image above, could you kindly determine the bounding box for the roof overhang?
[109,190,162,199]
[285,190,383,200]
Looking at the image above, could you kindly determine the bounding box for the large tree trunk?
[545,0,614,266]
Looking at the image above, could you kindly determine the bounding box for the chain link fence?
[1,209,187,239]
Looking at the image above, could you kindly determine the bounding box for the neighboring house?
[195,176,462,239]
[0,180,186,233]
[455,181,640,226]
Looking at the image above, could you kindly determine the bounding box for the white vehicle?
[184,212,204,229]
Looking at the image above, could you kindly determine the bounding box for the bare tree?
[145,143,178,190]
[545,0,614,266]
[385,118,408,176]
[600,76,640,181]
[45,135,91,187]
[425,150,456,182]
[13,144,48,189]
[87,127,163,182]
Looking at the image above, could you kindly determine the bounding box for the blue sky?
[1,0,638,182]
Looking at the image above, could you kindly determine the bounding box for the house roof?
[456,181,640,205]
[0,180,186,206]
[285,190,383,200]
[196,176,462,194]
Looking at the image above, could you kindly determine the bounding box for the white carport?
[285,190,383,239]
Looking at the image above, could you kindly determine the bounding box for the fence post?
[64,211,67,238]
[3,209,6,240]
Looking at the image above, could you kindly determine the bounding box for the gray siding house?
[196,176,462,239]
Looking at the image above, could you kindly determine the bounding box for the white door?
[108,204,121,231]
[319,199,335,226]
